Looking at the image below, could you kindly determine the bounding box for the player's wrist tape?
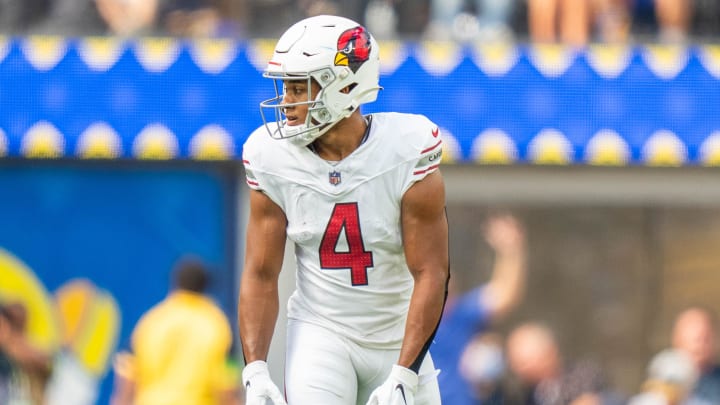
[242,360,270,385]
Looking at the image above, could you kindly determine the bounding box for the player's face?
[282,79,321,126]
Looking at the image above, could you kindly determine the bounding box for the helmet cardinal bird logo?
[335,27,372,73]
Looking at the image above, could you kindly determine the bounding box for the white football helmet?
[259,15,381,146]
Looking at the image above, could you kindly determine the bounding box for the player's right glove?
[365,364,418,405]
[242,360,287,405]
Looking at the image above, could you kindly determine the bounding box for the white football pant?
[285,319,441,405]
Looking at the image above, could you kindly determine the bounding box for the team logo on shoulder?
[329,170,342,186]
[335,26,371,73]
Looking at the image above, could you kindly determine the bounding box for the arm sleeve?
[241,128,268,192]
[401,119,443,194]
[243,159,262,191]
[241,135,287,211]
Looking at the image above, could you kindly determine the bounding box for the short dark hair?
[173,257,209,293]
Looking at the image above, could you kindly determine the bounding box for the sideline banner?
[0,37,719,164]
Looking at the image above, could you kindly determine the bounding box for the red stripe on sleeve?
[413,164,441,176]
[421,140,442,154]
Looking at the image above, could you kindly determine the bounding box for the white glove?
[242,360,287,405]
[366,365,418,405]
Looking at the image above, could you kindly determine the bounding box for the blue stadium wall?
[0,36,719,164]
[1,36,720,404]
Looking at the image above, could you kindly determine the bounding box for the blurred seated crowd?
[460,306,720,405]
[4,214,720,405]
[0,0,715,45]
[0,0,243,38]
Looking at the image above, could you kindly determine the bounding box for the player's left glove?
[242,360,287,405]
[365,365,418,405]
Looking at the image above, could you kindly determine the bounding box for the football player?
[238,15,449,405]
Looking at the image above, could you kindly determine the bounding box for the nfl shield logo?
[329,170,341,186]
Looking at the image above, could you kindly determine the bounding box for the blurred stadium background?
[1,0,720,404]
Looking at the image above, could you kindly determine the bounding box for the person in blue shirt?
[432,213,527,405]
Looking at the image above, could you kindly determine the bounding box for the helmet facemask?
[260,67,345,146]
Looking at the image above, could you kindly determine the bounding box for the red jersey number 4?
[319,203,374,286]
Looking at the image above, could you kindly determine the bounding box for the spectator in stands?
[627,348,699,405]
[163,0,242,38]
[626,0,694,43]
[431,213,527,405]
[95,0,160,36]
[458,331,506,404]
[298,0,341,17]
[671,305,720,404]
[0,302,53,405]
[0,0,48,34]
[31,0,108,36]
[110,257,240,405]
[505,322,618,405]
[528,0,594,46]
[425,0,517,42]
[594,0,632,42]
[653,0,694,42]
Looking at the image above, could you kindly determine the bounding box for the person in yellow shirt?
[110,258,240,405]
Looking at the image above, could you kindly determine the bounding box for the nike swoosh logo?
[431,128,439,137]
[395,384,407,403]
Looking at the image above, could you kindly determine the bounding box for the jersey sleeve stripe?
[246,179,259,187]
[413,164,440,176]
[421,140,442,154]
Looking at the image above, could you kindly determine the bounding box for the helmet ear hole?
[341,83,359,94]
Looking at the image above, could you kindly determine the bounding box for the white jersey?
[242,112,443,349]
